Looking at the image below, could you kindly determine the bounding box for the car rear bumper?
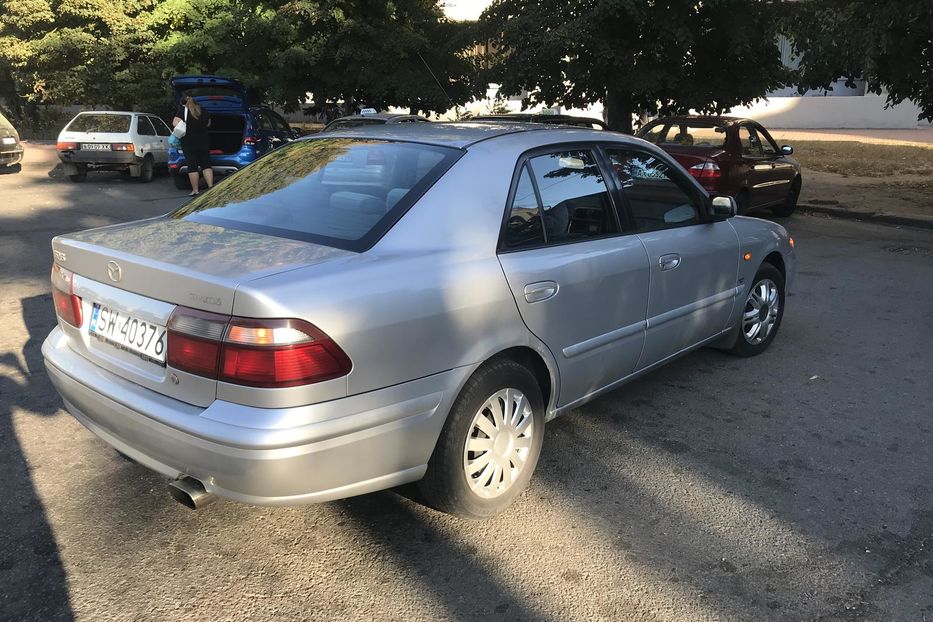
[59,150,138,166]
[42,326,467,505]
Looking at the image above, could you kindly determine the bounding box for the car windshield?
[66,114,132,133]
[171,138,462,251]
[640,123,727,148]
[0,112,14,130]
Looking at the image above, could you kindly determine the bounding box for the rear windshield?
[171,138,462,251]
[639,123,727,148]
[66,114,132,133]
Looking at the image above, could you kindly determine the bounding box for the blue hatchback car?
[168,75,296,188]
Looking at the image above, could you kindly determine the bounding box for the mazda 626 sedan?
[43,123,795,517]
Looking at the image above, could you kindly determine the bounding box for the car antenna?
[417,51,456,111]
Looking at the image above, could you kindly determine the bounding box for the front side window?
[527,150,618,243]
[170,139,461,251]
[755,125,778,155]
[66,114,132,133]
[150,116,172,137]
[606,149,701,232]
[738,125,764,157]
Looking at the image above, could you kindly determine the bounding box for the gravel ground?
[1,145,931,622]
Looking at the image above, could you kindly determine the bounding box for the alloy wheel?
[743,278,780,345]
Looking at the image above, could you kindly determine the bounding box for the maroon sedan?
[636,116,801,217]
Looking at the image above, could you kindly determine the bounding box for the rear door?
[753,123,797,202]
[603,146,739,369]
[497,147,650,407]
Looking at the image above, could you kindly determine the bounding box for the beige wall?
[725,93,923,129]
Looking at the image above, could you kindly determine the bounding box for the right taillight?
[51,264,83,328]
[165,307,351,388]
[689,160,722,182]
[243,135,259,146]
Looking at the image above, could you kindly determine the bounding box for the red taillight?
[51,264,83,327]
[243,135,259,146]
[689,161,722,182]
[57,141,78,151]
[111,143,135,151]
[165,308,351,387]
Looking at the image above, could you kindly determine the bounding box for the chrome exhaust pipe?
[168,476,216,510]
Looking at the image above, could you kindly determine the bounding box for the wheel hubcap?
[743,278,780,345]
[463,388,534,499]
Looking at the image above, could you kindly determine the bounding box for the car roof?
[304,121,631,149]
[73,111,161,117]
[472,113,607,129]
[648,115,750,126]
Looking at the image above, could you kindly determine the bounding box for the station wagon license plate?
[88,303,166,365]
[81,143,111,151]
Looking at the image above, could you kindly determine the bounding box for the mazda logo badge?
[107,260,122,282]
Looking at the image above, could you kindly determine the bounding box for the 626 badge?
[89,303,167,365]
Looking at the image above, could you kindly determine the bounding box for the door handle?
[659,254,681,271]
[524,281,559,303]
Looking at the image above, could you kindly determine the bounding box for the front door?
[737,124,786,208]
[603,147,740,368]
[497,148,650,407]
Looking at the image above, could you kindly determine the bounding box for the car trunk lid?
[171,75,249,113]
[52,218,353,406]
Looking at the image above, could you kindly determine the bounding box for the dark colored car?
[321,112,429,132]
[168,75,297,189]
[471,113,607,130]
[637,116,801,216]
[0,112,24,172]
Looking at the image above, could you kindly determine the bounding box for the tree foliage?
[787,0,933,121]
[0,0,482,122]
[479,0,790,133]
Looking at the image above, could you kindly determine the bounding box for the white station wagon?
[57,111,173,183]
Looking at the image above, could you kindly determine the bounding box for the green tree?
[787,0,933,121]
[479,0,789,133]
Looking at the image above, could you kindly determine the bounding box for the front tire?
[418,358,545,518]
[772,177,800,217]
[729,263,785,357]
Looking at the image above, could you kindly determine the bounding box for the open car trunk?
[208,114,246,154]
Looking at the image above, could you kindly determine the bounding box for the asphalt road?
[1,145,931,622]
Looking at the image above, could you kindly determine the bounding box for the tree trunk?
[605,88,634,134]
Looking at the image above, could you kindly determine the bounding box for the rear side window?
[66,114,132,133]
[504,165,545,248]
[527,150,618,243]
[136,116,156,136]
[605,149,700,232]
[171,139,461,251]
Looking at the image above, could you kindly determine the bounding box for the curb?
[800,203,933,231]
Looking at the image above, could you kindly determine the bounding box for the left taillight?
[165,307,352,388]
[51,264,83,327]
[57,141,78,151]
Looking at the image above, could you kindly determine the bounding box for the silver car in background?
[43,123,795,517]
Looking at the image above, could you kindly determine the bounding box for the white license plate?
[89,303,167,365]
[81,143,111,151]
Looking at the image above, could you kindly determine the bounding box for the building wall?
[724,93,924,129]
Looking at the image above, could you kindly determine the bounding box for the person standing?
[172,96,213,195]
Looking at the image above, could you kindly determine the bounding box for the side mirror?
[710,195,737,219]
[781,144,794,155]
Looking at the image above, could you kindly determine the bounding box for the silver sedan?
[42,123,795,517]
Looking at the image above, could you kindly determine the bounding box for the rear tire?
[68,165,87,183]
[137,156,154,183]
[729,263,785,357]
[772,177,800,217]
[172,172,189,190]
[418,358,545,518]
